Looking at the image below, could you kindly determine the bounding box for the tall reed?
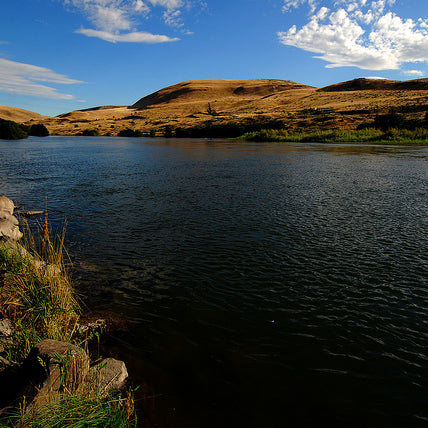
[0,219,80,363]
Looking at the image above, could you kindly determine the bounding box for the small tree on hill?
[207,103,219,116]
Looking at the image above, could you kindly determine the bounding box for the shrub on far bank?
[0,118,28,140]
[77,128,100,136]
[175,118,285,139]
[29,123,50,137]
[358,109,428,131]
[117,128,142,137]
[164,125,173,138]
[241,127,428,144]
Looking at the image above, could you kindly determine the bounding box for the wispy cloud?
[278,0,428,72]
[0,58,83,99]
[63,0,198,42]
[76,28,179,42]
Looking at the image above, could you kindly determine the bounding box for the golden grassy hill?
[131,78,311,109]
[0,105,49,123]
[6,78,428,136]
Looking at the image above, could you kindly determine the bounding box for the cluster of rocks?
[27,339,128,406]
[0,338,129,412]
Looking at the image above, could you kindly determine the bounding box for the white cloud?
[63,0,197,42]
[76,27,179,42]
[403,69,424,76]
[282,0,318,13]
[278,1,428,71]
[282,0,301,10]
[163,9,183,28]
[91,5,132,32]
[148,0,183,8]
[0,58,83,99]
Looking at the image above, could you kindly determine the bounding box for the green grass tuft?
[0,390,137,428]
[241,127,428,144]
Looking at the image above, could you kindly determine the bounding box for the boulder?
[26,339,90,406]
[0,196,14,215]
[25,340,128,406]
[0,196,22,242]
[87,357,128,396]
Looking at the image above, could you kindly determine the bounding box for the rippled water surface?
[1,137,427,426]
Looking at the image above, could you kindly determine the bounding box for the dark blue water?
[0,137,427,427]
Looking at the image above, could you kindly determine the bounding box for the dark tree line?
[0,119,49,140]
[358,109,428,131]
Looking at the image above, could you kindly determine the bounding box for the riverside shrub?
[0,118,28,140]
[29,123,49,137]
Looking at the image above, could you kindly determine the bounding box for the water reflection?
[0,137,427,427]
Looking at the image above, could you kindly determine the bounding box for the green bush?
[78,129,100,136]
[242,127,428,144]
[164,125,173,138]
[358,108,428,131]
[29,123,49,137]
[374,110,405,131]
[175,119,285,138]
[0,118,28,140]
[117,128,142,137]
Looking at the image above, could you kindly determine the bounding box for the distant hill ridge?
[0,105,49,122]
[1,77,428,137]
[131,79,312,109]
[319,78,428,92]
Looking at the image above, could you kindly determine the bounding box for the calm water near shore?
[0,136,427,427]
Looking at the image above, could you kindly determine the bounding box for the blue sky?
[1,0,427,116]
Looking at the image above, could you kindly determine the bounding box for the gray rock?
[30,339,90,376]
[27,339,90,406]
[0,319,12,337]
[0,196,14,215]
[0,212,19,225]
[87,358,128,395]
[0,196,23,242]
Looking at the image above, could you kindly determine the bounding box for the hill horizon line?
[2,76,428,120]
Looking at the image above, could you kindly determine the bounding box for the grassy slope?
[1,78,428,138]
[0,105,48,123]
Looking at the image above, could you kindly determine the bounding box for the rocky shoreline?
[0,195,134,425]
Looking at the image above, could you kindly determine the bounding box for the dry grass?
[2,78,427,136]
[0,219,80,363]
[0,105,48,123]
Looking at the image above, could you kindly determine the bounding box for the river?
[0,137,427,427]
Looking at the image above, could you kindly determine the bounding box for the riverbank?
[0,197,137,427]
[240,127,428,144]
